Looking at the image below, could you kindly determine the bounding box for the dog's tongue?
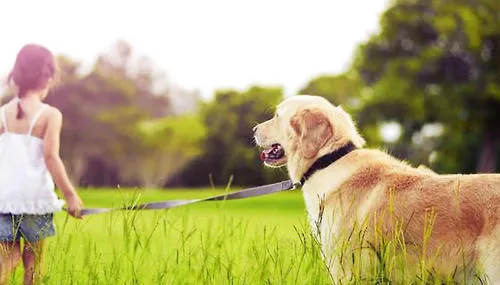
[260,144,281,161]
[260,149,272,161]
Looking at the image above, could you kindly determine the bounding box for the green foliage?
[120,116,207,188]
[138,115,206,153]
[352,0,500,173]
[299,73,363,112]
[38,42,201,188]
[180,86,288,187]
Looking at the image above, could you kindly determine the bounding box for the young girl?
[0,44,83,285]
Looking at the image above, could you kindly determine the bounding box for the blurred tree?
[121,115,207,188]
[178,86,288,187]
[45,56,90,183]
[44,41,200,188]
[47,53,158,186]
[353,0,500,173]
[299,73,363,112]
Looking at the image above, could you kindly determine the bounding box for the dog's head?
[253,95,365,181]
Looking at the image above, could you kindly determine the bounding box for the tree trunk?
[477,126,498,173]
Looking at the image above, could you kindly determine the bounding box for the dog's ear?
[290,108,333,159]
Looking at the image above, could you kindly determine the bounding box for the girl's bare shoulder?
[43,105,63,124]
[45,105,62,117]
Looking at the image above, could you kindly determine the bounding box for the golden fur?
[254,95,500,284]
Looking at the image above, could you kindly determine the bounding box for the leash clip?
[292,181,302,189]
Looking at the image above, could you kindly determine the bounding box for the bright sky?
[1,0,389,99]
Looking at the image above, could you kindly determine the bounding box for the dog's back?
[348,150,500,282]
[322,149,500,282]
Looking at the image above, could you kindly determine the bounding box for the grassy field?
[6,188,487,285]
[8,188,332,285]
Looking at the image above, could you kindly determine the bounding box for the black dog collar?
[298,141,357,186]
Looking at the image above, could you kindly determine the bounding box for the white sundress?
[0,104,64,214]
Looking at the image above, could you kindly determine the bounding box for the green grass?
[5,188,488,284]
[8,188,332,285]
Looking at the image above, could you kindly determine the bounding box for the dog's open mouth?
[260,144,286,166]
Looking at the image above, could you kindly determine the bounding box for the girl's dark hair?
[7,44,56,119]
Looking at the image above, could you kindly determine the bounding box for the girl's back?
[0,100,64,214]
[1,98,48,137]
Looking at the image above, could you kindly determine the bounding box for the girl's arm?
[43,108,83,218]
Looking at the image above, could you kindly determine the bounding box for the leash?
[73,180,300,216]
[70,141,357,217]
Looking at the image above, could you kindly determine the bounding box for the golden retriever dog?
[253,95,500,284]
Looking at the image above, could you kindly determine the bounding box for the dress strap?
[1,107,7,133]
[27,104,47,136]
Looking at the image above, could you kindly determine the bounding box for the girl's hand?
[67,194,83,219]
